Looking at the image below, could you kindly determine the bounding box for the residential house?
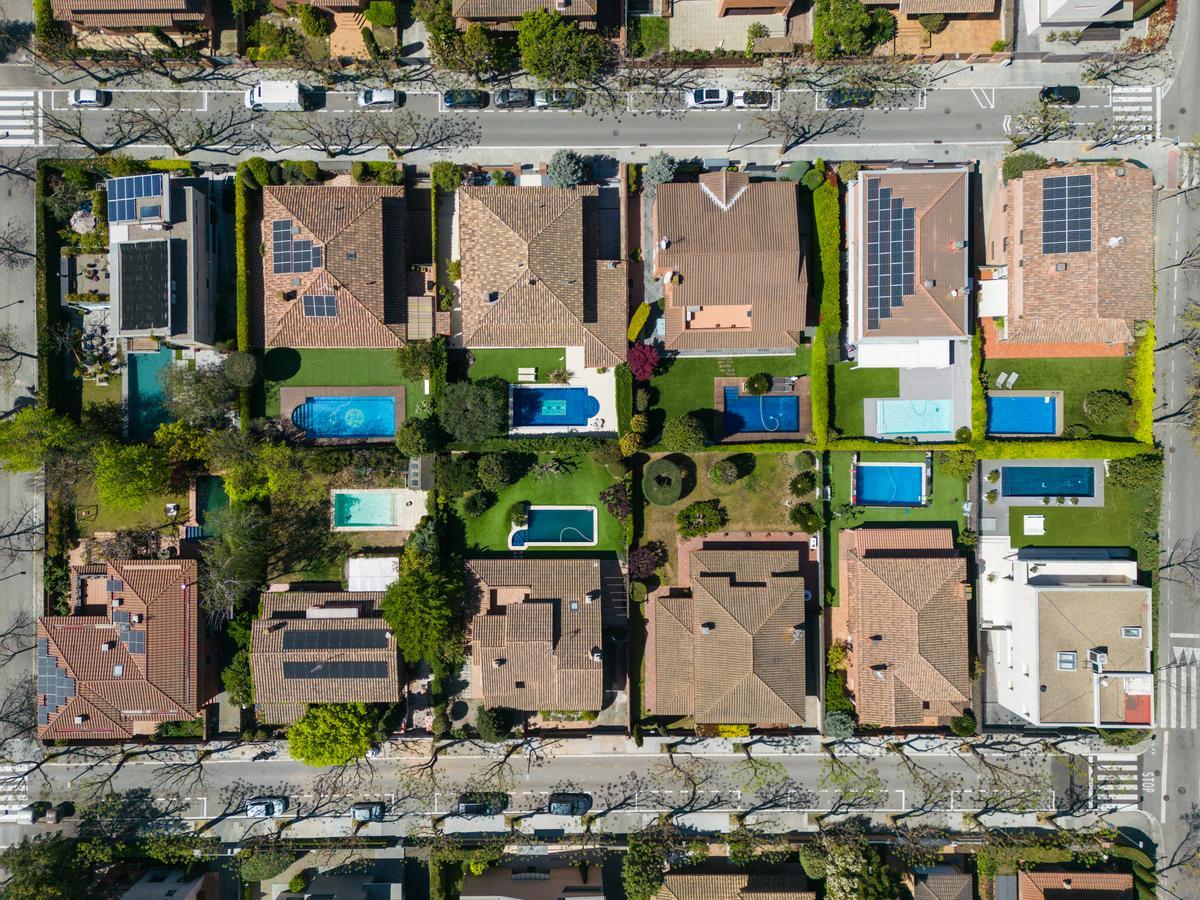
[466,558,605,715]
[997,163,1153,356]
[979,541,1153,729]
[653,171,809,355]
[1007,870,1133,899]
[652,866,815,900]
[50,0,210,34]
[837,528,971,729]
[912,864,975,900]
[121,869,220,900]
[1030,0,1136,31]
[717,0,791,15]
[255,184,441,350]
[279,871,406,899]
[845,167,971,369]
[37,559,212,741]
[108,173,215,348]
[250,592,403,725]
[461,857,603,900]
[451,0,602,30]
[862,0,998,25]
[457,185,628,369]
[646,547,810,727]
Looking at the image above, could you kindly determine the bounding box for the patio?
[861,349,972,441]
[668,0,786,50]
[978,459,1108,538]
[713,375,812,442]
[887,12,1002,56]
[507,347,617,436]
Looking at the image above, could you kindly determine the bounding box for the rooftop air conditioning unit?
[101,641,115,652]
[591,649,602,662]
[924,279,936,288]
[111,598,122,607]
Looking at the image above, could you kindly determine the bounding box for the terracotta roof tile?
[452,0,597,19]
[1017,871,1133,900]
[914,873,974,900]
[654,869,814,900]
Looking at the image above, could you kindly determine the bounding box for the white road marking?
[0,90,36,146]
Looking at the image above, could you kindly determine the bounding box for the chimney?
[74,714,87,724]
[101,641,115,652]
[492,658,505,668]
[1055,262,1067,272]
[586,591,599,604]
[590,648,602,662]
[131,614,142,623]
[790,626,803,643]
[923,279,936,288]
[700,622,715,635]
[111,598,122,607]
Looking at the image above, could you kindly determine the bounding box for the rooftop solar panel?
[282,660,390,679]
[106,174,164,224]
[1042,174,1092,254]
[302,294,337,318]
[281,629,390,651]
[864,178,917,332]
[271,219,321,275]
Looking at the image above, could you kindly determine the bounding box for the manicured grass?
[982,357,1132,438]
[831,362,899,437]
[82,375,122,408]
[262,348,425,418]
[460,452,623,552]
[73,480,188,537]
[467,348,566,384]
[628,15,669,56]
[1007,489,1134,550]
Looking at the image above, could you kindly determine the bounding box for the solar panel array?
[272,220,322,274]
[120,629,146,655]
[106,174,163,223]
[37,639,77,726]
[282,629,389,651]
[1042,174,1092,254]
[302,294,337,318]
[865,178,916,331]
[282,660,390,679]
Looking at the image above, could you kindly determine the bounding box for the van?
[244,81,305,112]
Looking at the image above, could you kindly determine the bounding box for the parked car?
[350,802,385,822]
[1039,85,1081,105]
[454,792,509,815]
[733,90,772,109]
[67,89,109,109]
[547,792,592,816]
[824,87,875,109]
[686,88,731,110]
[533,89,584,110]
[494,88,534,110]
[357,88,399,109]
[443,89,488,110]
[246,796,288,817]
[244,81,304,112]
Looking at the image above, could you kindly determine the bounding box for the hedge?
[1127,321,1154,444]
[451,435,610,454]
[646,439,819,454]
[810,328,829,448]
[1106,845,1155,870]
[809,174,841,448]
[971,325,986,439]
[615,363,632,436]
[826,437,1153,460]
[234,161,252,352]
[430,186,439,297]
[145,158,195,174]
[627,303,651,342]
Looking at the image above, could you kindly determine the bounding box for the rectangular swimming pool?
[511,386,601,428]
[126,345,173,440]
[195,475,229,538]
[855,463,926,507]
[988,395,1058,435]
[332,490,402,529]
[509,505,597,549]
[292,395,396,439]
[1002,466,1095,498]
[722,387,799,435]
[876,399,954,435]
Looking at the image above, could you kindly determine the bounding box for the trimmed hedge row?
[1127,322,1154,444]
[827,438,1153,460]
[971,326,986,439]
[810,328,829,448]
[808,172,842,448]
[34,161,55,407]
[627,303,651,342]
[234,161,252,353]
[645,439,819,454]
[615,363,632,436]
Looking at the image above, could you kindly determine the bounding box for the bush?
[509,501,529,527]
[629,413,649,435]
[788,502,823,532]
[288,874,308,894]
[395,416,442,456]
[1127,322,1155,442]
[1084,389,1132,425]
[743,372,771,396]
[642,457,684,506]
[238,848,296,882]
[789,470,816,497]
[627,303,652,342]
[824,670,854,714]
[1002,151,1048,183]
[1063,423,1092,439]
[1107,453,1162,492]
[547,149,585,188]
[619,432,643,456]
[991,38,1011,52]
[871,7,896,42]
[430,160,463,193]
[431,706,450,737]
[630,581,648,602]
[708,458,739,485]
[223,351,260,388]
[955,426,973,443]
[476,706,512,743]
[918,12,947,32]
[436,454,479,497]
[938,449,977,481]
[364,0,397,27]
[794,450,816,472]
[661,415,708,452]
[825,709,854,739]
[438,380,507,443]
[835,160,861,182]
[462,489,497,516]
[362,25,381,58]
[949,711,977,737]
[297,3,330,37]
[629,541,667,579]
[635,387,651,413]
[643,152,677,199]
[627,342,661,382]
[599,481,631,519]
[676,498,727,538]
[477,453,516,492]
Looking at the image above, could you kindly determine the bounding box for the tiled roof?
[38,559,206,740]
[255,185,410,349]
[915,872,974,900]
[250,592,401,725]
[654,869,814,900]
[458,186,628,368]
[867,0,997,12]
[1006,164,1154,349]
[51,0,207,27]
[466,558,604,712]
[452,0,597,19]
[839,528,970,727]
[653,172,809,353]
[1017,871,1133,899]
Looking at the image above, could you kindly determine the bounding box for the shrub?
[462,489,497,516]
[676,498,727,538]
[629,413,649,434]
[438,380,507,442]
[430,160,463,193]
[1002,151,1048,183]
[395,416,442,456]
[630,581,648,602]
[871,7,896,42]
[789,470,816,497]
[635,387,651,413]
[619,432,643,456]
[476,706,512,743]
[362,25,380,58]
[223,351,260,388]
[991,38,1011,52]
[509,501,529,527]
[708,458,739,485]
[431,706,450,737]
[661,415,708,452]
[477,453,516,492]
[918,12,947,32]
[627,342,661,381]
[643,152,677,199]
[239,848,296,883]
[600,481,632,519]
[245,156,271,190]
[788,502,823,532]
[825,709,854,739]
[627,303,652,342]
[986,489,998,503]
[1107,453,1162,492]
[824,669,854,713]
[1063,423,1092,439]
[297,3,330,37]
[642,457,684,505]
[949,711,977,737]
[289,874,308,893]
[629,541,667,579]
[938,449,977,481]
[547,149,585,188]
[955,426,973,443]
[743,372,771,396]
[794,450,816,472]
[827,640,847,671]
[364,0,397,27]
[835,160,861,182]
[1127,321,1155,442]
[436,454,479,497]
[1084,389,1132,425]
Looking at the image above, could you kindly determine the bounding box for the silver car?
[350,802,385,822]
[67,89,109,109]
[246,796,288,817]
[357,88,399,109]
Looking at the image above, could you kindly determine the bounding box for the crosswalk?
[1161,646,1200,730]
[1109,85,1156,138]
[0,91,37,147]
[0,763,30,819]
[1088,754,1141,811]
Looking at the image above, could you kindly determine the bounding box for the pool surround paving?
[713,376,813,442]
[280,385,407,443]
[978,459,1107,537]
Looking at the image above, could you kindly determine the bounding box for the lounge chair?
[994,371,1010,389]
[1006,372,1019,389]
[517,367,537,382]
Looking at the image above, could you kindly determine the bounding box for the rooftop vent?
[923,279,936,288]
[590,648,602,662]
[586,591,599,604]
[101,641,115,652]
[132,614,143,623]
[1108,235,1126,248]
[111,598,122,607]
[659,236,670,250]
[1055,262,1068,272]
[700,622,715,635]
[74,714,88,724]
[1115,167,1126,177]
[112,665,124,677]
[492,658,506,668]
[790,626,803,643]
[954,240,968,250]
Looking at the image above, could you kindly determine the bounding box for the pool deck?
[280,385,407,443]
[713,376,813,443]
[985,389,1064,437]
[507,351,617,437]
[330,487,428,532]
[978,459,1106,537]
[862,347,972,441]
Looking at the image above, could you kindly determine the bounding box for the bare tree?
[755,97,859,153]
[817,754,888,820]
[280,115,377,158]
[1009,100,1074,148]
[0,222,34,270]
[1082,47,1172,86]
[0,503,43,557]
[1160,535,1200,585]
[0,146,42,182]
[366,111,482,157]
[41,107,150,156]
[0,610,34,670]
[121,99,264,157]
[1084,114,1151,149]
[619,57,706,112]
[0,323,29,391]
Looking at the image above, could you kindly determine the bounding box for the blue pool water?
[988,395,1057,435]
[856,464,925,506]
[1002,466,1095,498]
[511,506,596,547]
[722,387,800,435]
[876,399,954,435]
[511,387,601,427]
[332,491,400,528]
[292,396,396,439]
[127,345,173,439]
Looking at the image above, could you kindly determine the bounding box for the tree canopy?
[516,10,611,84]
[92,442,170,510]
[812,0,891,58]
[0,406,82,471]
[382,555,464,667]
[437,380,508,443]
[161,362,234,427]
[288,702,383,767]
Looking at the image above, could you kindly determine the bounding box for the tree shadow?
[262,347,303,382]
[667,453,697,501]
[728,452,757,479]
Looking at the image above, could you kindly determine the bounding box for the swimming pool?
[854,462,926,506]
[126,345,173,440]
[722,387,800,435]
[988,395,1058,436]
[511,386,601,428]
[876,399,954,435]
[195,475,229,538]
[292,395,396,439]
[509,505,597,549]
[1001,466,1095,498]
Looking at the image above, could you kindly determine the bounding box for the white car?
[685,88,730,110]
[245,796,288,818]
[732,90,772,109]
[67,89,109,109]
[350,802,385,822]
[357,88,399,109]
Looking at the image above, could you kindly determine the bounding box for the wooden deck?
[279,384,406,444]
[713,375,813,443]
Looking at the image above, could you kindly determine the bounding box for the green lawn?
[262,348,426,418]
[82,375,122,408]
[831,363,899,437]
[74,480,188,537]
[982,357,1132,438]
[467,348,566,384]
[460,452,624,553]
[628,15,669,56]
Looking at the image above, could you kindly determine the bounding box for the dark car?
[547,792,592,816]
[1039,85,1081,105]
[533,89,584,110]
[454,792,509,816]
[824,88,875,109]
[494,88,534,110]
[443,89,487,110]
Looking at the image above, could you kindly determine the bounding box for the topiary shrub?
[642,457,684,506]
[835,160,861,182]
[364,0,396,27]
[676,498,727,538]
[635,387,651,413]
[708,458,739,485]
[918,12,947,33]
[661,415,708,452]
[1083,389,1132,426]
[476,706,512,743]
[223,351,260,387]
[1063,422,1092,439]
[788,502,823,532]
[629,413,649,434]
[789,470,817,497]
[619,431,643,457]
[743,372,771,396]
[949,711,977,737]
[955,426,973,443]
[462,489,497,516]
[629,581,648,602]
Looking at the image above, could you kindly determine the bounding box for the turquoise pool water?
[855,463,925,506]
[292,396,396,439]
[332,491,400,528]
[127,345,173,439]
[876,398,954,435]
[510,506,597,548]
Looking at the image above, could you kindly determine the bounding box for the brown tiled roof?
[651,549,807,726]
[38,560,207,741]
[1017,871,1133,900]
[452,0,597,19]
[51,0,207,27]
[458,186,628,368]
[839,528,970,727]
[856,169,970,340]
[654,869,814,900]
[466,558,604,712]
[255,185,410,350]
[654,172,809,353]
[899,0,996,12]
[915,872,974,900]
[250,592,401,725]
[1006,164,1154,349]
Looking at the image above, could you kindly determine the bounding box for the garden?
[262,348,428,420]
[981,356,1138,440]
[830,363,900,438]
[465,347,567,384]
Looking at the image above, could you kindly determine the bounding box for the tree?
[288,702,383,767]
[642,152,677,199]
[282,114,375,158]
[623,828,669,900]
[626,343,661,381]
[1001,151,1049,182]
[917,12,947,33]
[755,97,858,152]
[0,834,93,898]
[120,99,263,157]
[438,380,507,442]
[204,429,268,503]
[259,442,321,505]
[477,453,517,492]
[628,541,667,580]
[367,111,483,158]
[476,706,512,743]
[200,504,269,623]
[395,416,442,456]
[430,160,464,193]
[381,555,463,667]
[153,420,208,469]
[221,648,254,707]
[223,352,261,388]
[825,709,854,739]
[812,0,878,58]
[436,453,480,497]
[237,845,297,882]
[950,710,977,737]
[0,407,82,471]
[708,458,740,485]
[162,363,234,427]
[1085,114,1149,148]
[743,372,771,396]
[661,414,708,451]
[0,221,35,269]
[451,23,512,80]
[93,443,169,510]
[676,498,727,538]
[395,336,447,381]
[41,108,151,156]
[1009,100,1073,148]
[516,9,612,85]
[1108,453,1162,492]
[547,149,585,188]
[364,0,397,26]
